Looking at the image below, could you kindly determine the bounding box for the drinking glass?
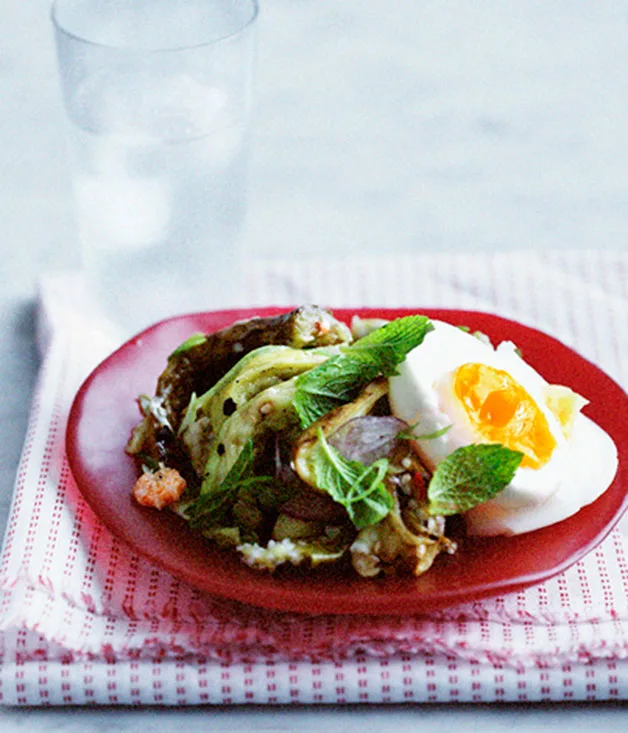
[52,0,258,335]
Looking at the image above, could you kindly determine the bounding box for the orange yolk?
[453,363,556,469]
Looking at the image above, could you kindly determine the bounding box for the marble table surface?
[1,0,627,729]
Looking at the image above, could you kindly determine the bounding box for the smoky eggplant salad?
[126,306,618,579]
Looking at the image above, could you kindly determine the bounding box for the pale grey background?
[1,0,627,729]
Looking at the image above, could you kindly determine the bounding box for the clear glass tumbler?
[52,0,258,336]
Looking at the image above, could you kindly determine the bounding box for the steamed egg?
[389,320,618,536]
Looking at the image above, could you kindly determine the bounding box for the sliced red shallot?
[328,416,407,464]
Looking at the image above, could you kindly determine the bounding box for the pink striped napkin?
[1,250,627,705]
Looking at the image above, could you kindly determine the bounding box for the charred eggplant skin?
[156,305,353,431]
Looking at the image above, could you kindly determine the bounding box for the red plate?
[66,308,628,615]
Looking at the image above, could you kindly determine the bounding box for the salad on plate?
[125,306,618,579]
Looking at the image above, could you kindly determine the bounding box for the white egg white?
[389,320,619,536]
[464,415,618,535]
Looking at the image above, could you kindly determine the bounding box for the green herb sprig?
[170,333,206,358]
[427,443,523,516]
[188,439,276,529]
[293,315,433,428]
[306,428,393,529]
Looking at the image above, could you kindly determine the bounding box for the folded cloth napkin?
[1,250,627,706]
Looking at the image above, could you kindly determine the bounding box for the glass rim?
[51,0,259,53]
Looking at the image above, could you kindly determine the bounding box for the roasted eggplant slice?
[127,306,352,465]
[157,305,353,431]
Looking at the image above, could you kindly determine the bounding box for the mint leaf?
[308,428,393,529]
[348,314,433,366]
[293,357,376,427]
[189,439,275,528]
[427,443,523,516]
[293,315,433,428]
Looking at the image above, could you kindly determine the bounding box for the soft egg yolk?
[453,363,557,469]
